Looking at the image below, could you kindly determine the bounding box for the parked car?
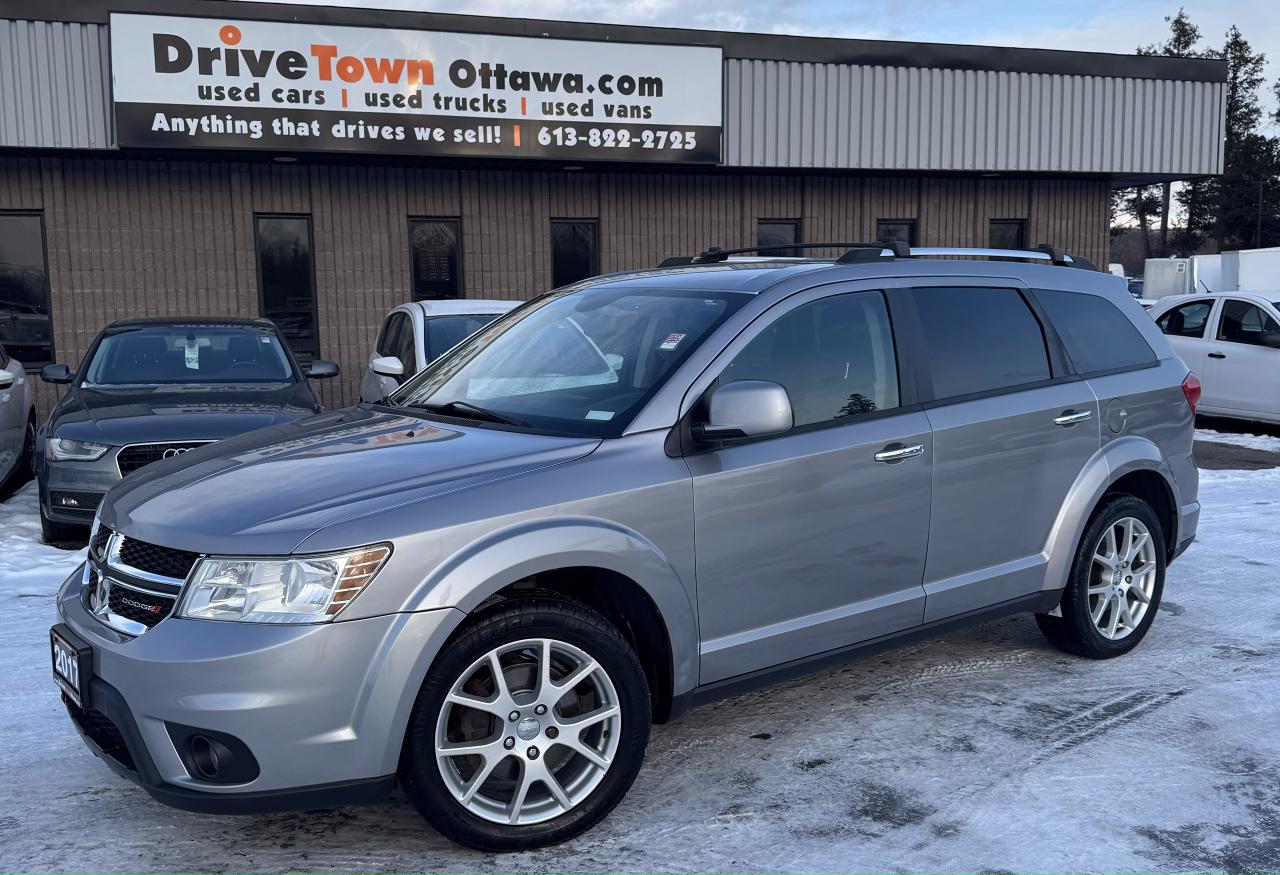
[52,245,1199,851]
[360,299,519,403]
[37,317,338,544]
[0,341,36,490]
[1147,291,1280,424]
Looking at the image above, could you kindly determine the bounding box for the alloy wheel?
[1089,516,1157,640]
[434,637,622,825]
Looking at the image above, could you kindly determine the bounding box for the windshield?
[83,325,296,386]
[424,313,504,362]
[392,287,749,436]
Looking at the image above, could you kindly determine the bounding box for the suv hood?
[100,406,600,555]
[49,383,318,445]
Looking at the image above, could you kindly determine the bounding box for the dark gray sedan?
[37,317,337,544]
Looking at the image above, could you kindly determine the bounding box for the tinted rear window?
[1037,289,1157,374]
[912,287,1051,400]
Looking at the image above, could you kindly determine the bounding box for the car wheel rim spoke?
[1089,516,1156,641]
[435,636,622,825]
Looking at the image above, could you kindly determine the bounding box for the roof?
[404,300,521,317]
[17,0,1225,83]
[106,316,277,330]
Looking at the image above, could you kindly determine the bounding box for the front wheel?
[1037,494,1166,658]
[401,597,651,851]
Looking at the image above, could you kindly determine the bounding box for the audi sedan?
[37,317,337,545]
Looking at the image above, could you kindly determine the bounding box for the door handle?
[1053,409,1093,426]
[1208,352,1226,359]
[873,443,924,464]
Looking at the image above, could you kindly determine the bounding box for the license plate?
[51,624,91,708]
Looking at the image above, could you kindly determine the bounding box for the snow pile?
[0,483,85,594]
[1196,427,1280,453]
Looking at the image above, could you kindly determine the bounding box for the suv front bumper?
[55,564,463,813]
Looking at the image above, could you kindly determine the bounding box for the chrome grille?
[116,441,213,476]
[118,537,200,581]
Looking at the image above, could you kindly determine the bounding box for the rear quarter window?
[1036,289,1157,375]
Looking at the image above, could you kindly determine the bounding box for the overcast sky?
[244,0,1277,124]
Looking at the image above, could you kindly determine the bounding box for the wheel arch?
[1042,436,1178,594]
[402,517,698,719]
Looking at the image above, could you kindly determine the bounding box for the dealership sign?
[108,14,723,163]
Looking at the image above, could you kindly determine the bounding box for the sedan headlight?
[46,437,112,461]
[178,544,392,624]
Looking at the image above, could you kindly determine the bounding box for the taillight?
[1182,372,1201,415]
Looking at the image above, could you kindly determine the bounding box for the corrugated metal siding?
[0,19,1225,177]
[0,19,112,149]
[725,59,1224,175]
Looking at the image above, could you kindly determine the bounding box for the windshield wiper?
[410,400,528,427]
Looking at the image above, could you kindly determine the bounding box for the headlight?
[178,544,392,624]
[45,437,112,461]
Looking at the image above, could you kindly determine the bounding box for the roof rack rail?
[657,241,1098,270]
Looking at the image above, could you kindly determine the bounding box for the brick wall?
[0,154,1110,418]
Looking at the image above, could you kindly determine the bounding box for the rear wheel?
[401,597,650,851]
[1037,494,1166,658]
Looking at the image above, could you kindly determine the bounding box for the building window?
[989,219,1028,251]
[757,219,801,257]
[409,218,462,300]
[551,220,599,288]
[0,211,53,367]
[876,219,917,247]
[254,215,318,362]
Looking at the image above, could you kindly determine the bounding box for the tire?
[1037,494,1166,659]
[40,510,88,549]
[401,596,651,852]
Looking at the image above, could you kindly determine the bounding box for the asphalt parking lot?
[1,426,1278,873]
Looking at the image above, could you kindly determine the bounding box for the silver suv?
[51,244,1200,851]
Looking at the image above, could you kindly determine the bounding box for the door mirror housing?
[370,355,405,378]
[0,367,13,391]
[41,363,72,384]
[694,380,794,443]
[306,360,340,380]
[1258,331,1280,349]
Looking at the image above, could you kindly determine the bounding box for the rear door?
[1202,298,1280,418]
[1152,297,1214,389]
[689,285,932,683]
[903,282,1100,622]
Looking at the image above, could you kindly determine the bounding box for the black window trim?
[253,212,320,361]
[0,209,55,371]
[407,215,464,301]
[676,282,923,455]
[550,217,600,287]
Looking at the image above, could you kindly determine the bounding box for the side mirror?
[1259,331,1280,349]
[0,368,13,391]
[41,364,72,384]
[370,355,404,378]
[693,380,794,443]
[306,359,340,380]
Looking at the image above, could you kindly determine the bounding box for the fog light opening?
[188,734,233,780]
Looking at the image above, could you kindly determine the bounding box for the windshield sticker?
[184,340,200,369]
[659,332,686,351]
[585,410,615,421]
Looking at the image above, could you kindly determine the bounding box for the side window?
[1217,300,1280,347]
[376,312,405,357]
[1155,300,1212,338]
[912,287,1051,399]
[720,291,900,428]
[395,319,418,378]
[1035,289,1156,375]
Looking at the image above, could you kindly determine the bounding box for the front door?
[1202,298,1280,419]
[689,288,932,684]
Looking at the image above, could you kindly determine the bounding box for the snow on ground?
[2,465,1280,873]
[1196,427,1280,454]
